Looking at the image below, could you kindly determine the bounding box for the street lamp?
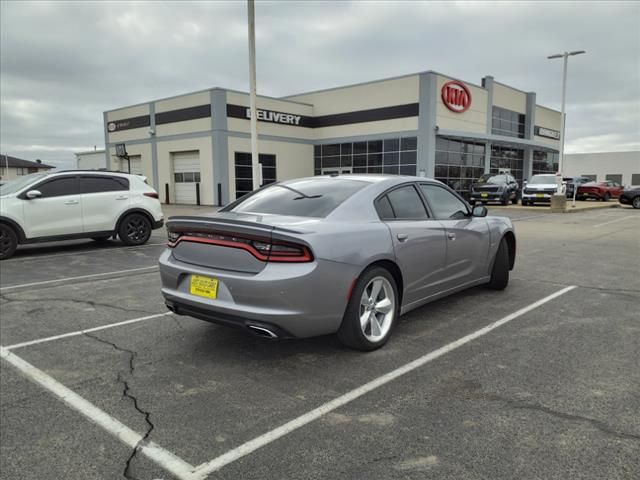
[547,50,586,176]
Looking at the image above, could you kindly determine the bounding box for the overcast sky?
[1,0,639,169]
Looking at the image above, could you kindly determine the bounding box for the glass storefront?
[434,136,486,196]
[490,145,524,183]
[532,150,559,176]
[314,137,417,176]
[491,107,526,138]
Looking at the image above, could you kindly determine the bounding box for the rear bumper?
[164,298,295,338]
[158,249,360,338]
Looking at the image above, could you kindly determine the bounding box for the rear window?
[229,179,368,218]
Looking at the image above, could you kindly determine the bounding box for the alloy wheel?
[633,196,640,209]
[125,216,149,242]
[0,229,12,256]
[359,276,395,342]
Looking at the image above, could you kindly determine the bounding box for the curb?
[487,202,621,214]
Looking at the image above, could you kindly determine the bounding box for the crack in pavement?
[0,293,155,316]
[501,398,640,442]
[83,331,154,480]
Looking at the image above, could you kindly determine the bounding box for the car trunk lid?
[166,212,318,274]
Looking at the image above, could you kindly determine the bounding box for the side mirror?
[472,205,488,217]
[523,180,528,185]
[26,190,42,199]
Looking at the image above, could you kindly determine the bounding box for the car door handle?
[116,195,128,200]
[396,233,409,242]
[447,232,456,240]
[64,200,79,205]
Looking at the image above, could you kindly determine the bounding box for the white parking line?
[0,346,196,480]
[593,215,638,228]
[511,214,548,222]
[6,242,167,262]
[3,312,173,351]
[190,285,577,478]
[0,266,159,292]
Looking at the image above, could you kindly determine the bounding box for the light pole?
[247,0,260,191]
[547,50,586,176]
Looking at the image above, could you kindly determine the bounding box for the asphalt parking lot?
[1,206,639,480]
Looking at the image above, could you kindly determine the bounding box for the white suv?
[0,171,164,259]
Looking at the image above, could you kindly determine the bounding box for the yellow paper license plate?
[190,275,218,299]
[481,193,488,197]
[536,193,544,198]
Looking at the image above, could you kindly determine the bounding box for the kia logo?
[441,81,472,113]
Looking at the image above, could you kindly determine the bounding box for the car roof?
[280,174,438,186]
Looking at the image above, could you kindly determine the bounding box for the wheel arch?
[361,259,404,305]
[0,216,26,242]
[503,231,516,270]
[115,208,154,234]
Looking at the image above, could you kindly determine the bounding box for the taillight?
[144,192,159,199]
[166,231,313,263]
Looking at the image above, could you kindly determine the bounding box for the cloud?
[1,0,638,170]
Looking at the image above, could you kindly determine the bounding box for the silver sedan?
[159,175,516,351]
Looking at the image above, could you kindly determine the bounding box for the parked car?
[469,173,519,205]
[0,171,164,259]
[619,185,640,209]
[159,175,516,351]
[563,176,593,199]
[577,180,624,201]
[521,174,562,205]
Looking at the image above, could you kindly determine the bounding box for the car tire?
[501,194,509,206]
[486,238,509,290]
[632,196,640,209]
[0,223,19,260]
[511,194,518,205]
[118,213,152,246]
[91,236,112,242]
[337,266,399,351]
[521,200,528,206]
[602,192,610,202]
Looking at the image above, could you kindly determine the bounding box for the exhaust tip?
[247,325,278,339]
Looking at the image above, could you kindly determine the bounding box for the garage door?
[117,156,142,175]
[172,151,201,204]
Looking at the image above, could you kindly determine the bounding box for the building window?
[491,106,525,138]
[16,167,27,176]
[582,174,597,182]
[234,152,277,199]
[490,145,524,183]
[605,174,623,184]
[314,137,417,176]
[434,136,486,196]
[532,151,559,176]
[631,173,640,186]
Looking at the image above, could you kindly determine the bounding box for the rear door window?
[80,176,129,194]
[384,185,428,220]
[375,195,395,220]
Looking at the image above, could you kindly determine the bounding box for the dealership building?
[103,71,563,205]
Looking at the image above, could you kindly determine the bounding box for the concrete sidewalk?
[487,199,621,214]
[161,204,221,218]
